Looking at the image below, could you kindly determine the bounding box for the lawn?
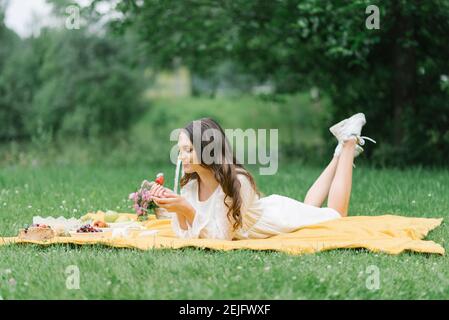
[0,162,448,299]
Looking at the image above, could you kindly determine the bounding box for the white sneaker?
[329,118,348,140]
[339,113,366,141]
[331,112,376,158]
[330,113,365,142]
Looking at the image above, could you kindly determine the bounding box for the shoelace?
[356,135,376,146]
[347,135,376,168]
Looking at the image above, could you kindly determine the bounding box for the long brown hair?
[179,117,260,231]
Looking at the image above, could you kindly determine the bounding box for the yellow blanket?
[0,213,445,256]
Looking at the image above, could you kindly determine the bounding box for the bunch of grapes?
[77,224,102,233]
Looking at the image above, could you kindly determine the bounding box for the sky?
[4,0,117,38]
[4,0,54,37]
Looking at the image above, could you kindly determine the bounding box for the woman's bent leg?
[304,156,339,207]
[327,139,356,216]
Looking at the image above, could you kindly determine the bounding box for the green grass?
[0,162,448,299]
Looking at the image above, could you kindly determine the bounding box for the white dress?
[171,173,342,241]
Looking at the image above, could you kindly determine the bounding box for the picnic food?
[76,224,102,233]
[104,210,119,222]
[93,220,108,228]
[53,226,71,237]
[80,211,104,222]
[81,213,95,222]
[18,224,55,241]
[155,172,164,185]
[115,215,131,222]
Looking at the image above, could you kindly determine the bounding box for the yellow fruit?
[80,213,96,222]
[104,210,119,222]
[115,215,131,222]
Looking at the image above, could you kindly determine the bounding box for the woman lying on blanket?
[150,115,376,240]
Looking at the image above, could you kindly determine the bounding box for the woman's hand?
[152,193,196,224]
[148,182,174,198]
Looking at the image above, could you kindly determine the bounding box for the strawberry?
[155,172,164,185]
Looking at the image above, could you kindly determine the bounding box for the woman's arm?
[154,194,196,223]
[175,204,196,230]
[148,182,196,229]
[176,213,189,230]
[153,194,202,237]
[156,193,237,240]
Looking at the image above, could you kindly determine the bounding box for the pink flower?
[130,179,157,216]
[142,190,150,202]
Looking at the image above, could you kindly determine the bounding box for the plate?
[108,221,141,229]
[69,230,110,237]
[97,227,113,232]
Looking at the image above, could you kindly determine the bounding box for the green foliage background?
[1,1,448,167]
[110,0,449,166]
[0,6,146,142]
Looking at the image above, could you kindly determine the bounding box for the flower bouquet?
[129,173,165,221]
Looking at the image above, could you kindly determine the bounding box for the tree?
[0,24,147,140]
[0,4,25,140]
[27,28,146,138]
[107,0,449,166]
